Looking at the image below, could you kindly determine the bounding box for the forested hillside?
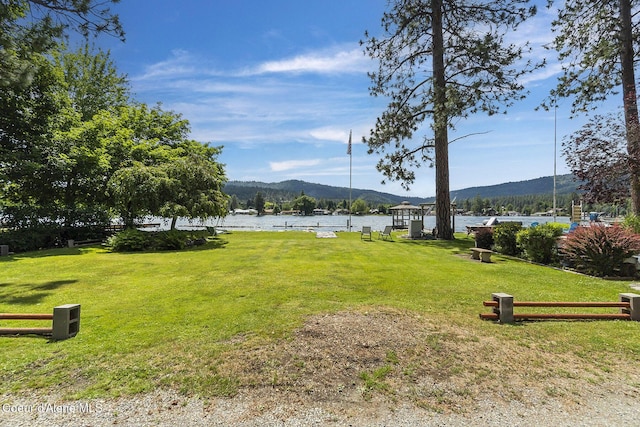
[224,174,584,215]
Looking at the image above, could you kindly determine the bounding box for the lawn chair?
[379,225,393,240]
[361,226,372,241]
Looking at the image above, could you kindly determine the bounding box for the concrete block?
[492,293,514,324]
[52,304,81,340]
[620,293,640,321]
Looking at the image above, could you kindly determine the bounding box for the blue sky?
[92,0,620,198]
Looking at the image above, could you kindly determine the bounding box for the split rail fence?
[0,304,80,340]
[480,293,640,323]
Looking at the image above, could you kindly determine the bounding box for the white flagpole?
[348,130,352,231]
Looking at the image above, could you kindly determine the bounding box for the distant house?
[233,208,258,215]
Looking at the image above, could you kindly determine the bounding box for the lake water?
[169,214,570,234]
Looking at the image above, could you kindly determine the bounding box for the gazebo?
[389,201,423,230]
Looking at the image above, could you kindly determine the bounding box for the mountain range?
[224,174,581,205]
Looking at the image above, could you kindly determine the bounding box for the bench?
[479,293,640,323]
[470,247,492,262]
[67,239,103,248]
[0,304,81,340]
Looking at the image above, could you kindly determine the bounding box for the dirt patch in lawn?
[218,308,640,418]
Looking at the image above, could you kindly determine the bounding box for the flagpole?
[348,130,352,231]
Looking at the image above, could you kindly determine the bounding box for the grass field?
[1,230,639,403]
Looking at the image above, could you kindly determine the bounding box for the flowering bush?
[561,224,640,277]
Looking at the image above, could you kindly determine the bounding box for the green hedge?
[107,229,211,252]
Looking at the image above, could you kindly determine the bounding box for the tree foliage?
[0,54,65,227]
[292,194,317,216]
[351,198,369,215]
[562,113,633,204]
[254,192,265,216]
[545,0,640,113]
[53,44,129,120]
[0,0,123,87]
[1,42,228,249]
[546,0,640,213]
[158,145,228,229]
[362,0,540,239]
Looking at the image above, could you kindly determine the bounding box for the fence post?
[492,293,514,324]
[620,293,640,321]
[52,304,81,340]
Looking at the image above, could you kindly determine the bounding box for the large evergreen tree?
[546,0,640,213]
[362,0,540,239]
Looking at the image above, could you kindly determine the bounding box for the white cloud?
[242,46,370,75]
[269,159,323,172]
[309,127,350,143]
[133,49,198,81]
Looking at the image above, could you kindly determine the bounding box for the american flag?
[347,130,352,155]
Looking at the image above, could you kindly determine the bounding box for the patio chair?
[379,225,393,240]
[361,226,372,241]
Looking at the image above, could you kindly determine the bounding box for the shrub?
[108,229,212,252]
[474,228,494,249]
[622,214,640,234]
[0,225,64,252]
[516,223,564,264]
[493,223,522,256]
[155,230,187,250]
[107,229,153,252]
[560,224,640,277]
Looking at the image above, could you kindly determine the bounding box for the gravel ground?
[3,310,639,426]
[2,389,640,426]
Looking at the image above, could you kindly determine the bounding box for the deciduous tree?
[158,144,228,229]
[292,194,316,216]
[0,0,123,87]
[561,113,631,204]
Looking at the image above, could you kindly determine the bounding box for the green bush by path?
[0,231,637,399]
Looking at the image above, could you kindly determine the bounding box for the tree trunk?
[620,0,640,214]
[171,215,178,230]
[432,0,453,239]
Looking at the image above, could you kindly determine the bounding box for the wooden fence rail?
[480,293,640,323]
[0,304,80,340]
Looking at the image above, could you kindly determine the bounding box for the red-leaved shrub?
[561,224,640,277]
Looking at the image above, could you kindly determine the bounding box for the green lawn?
[1,231,638,399]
